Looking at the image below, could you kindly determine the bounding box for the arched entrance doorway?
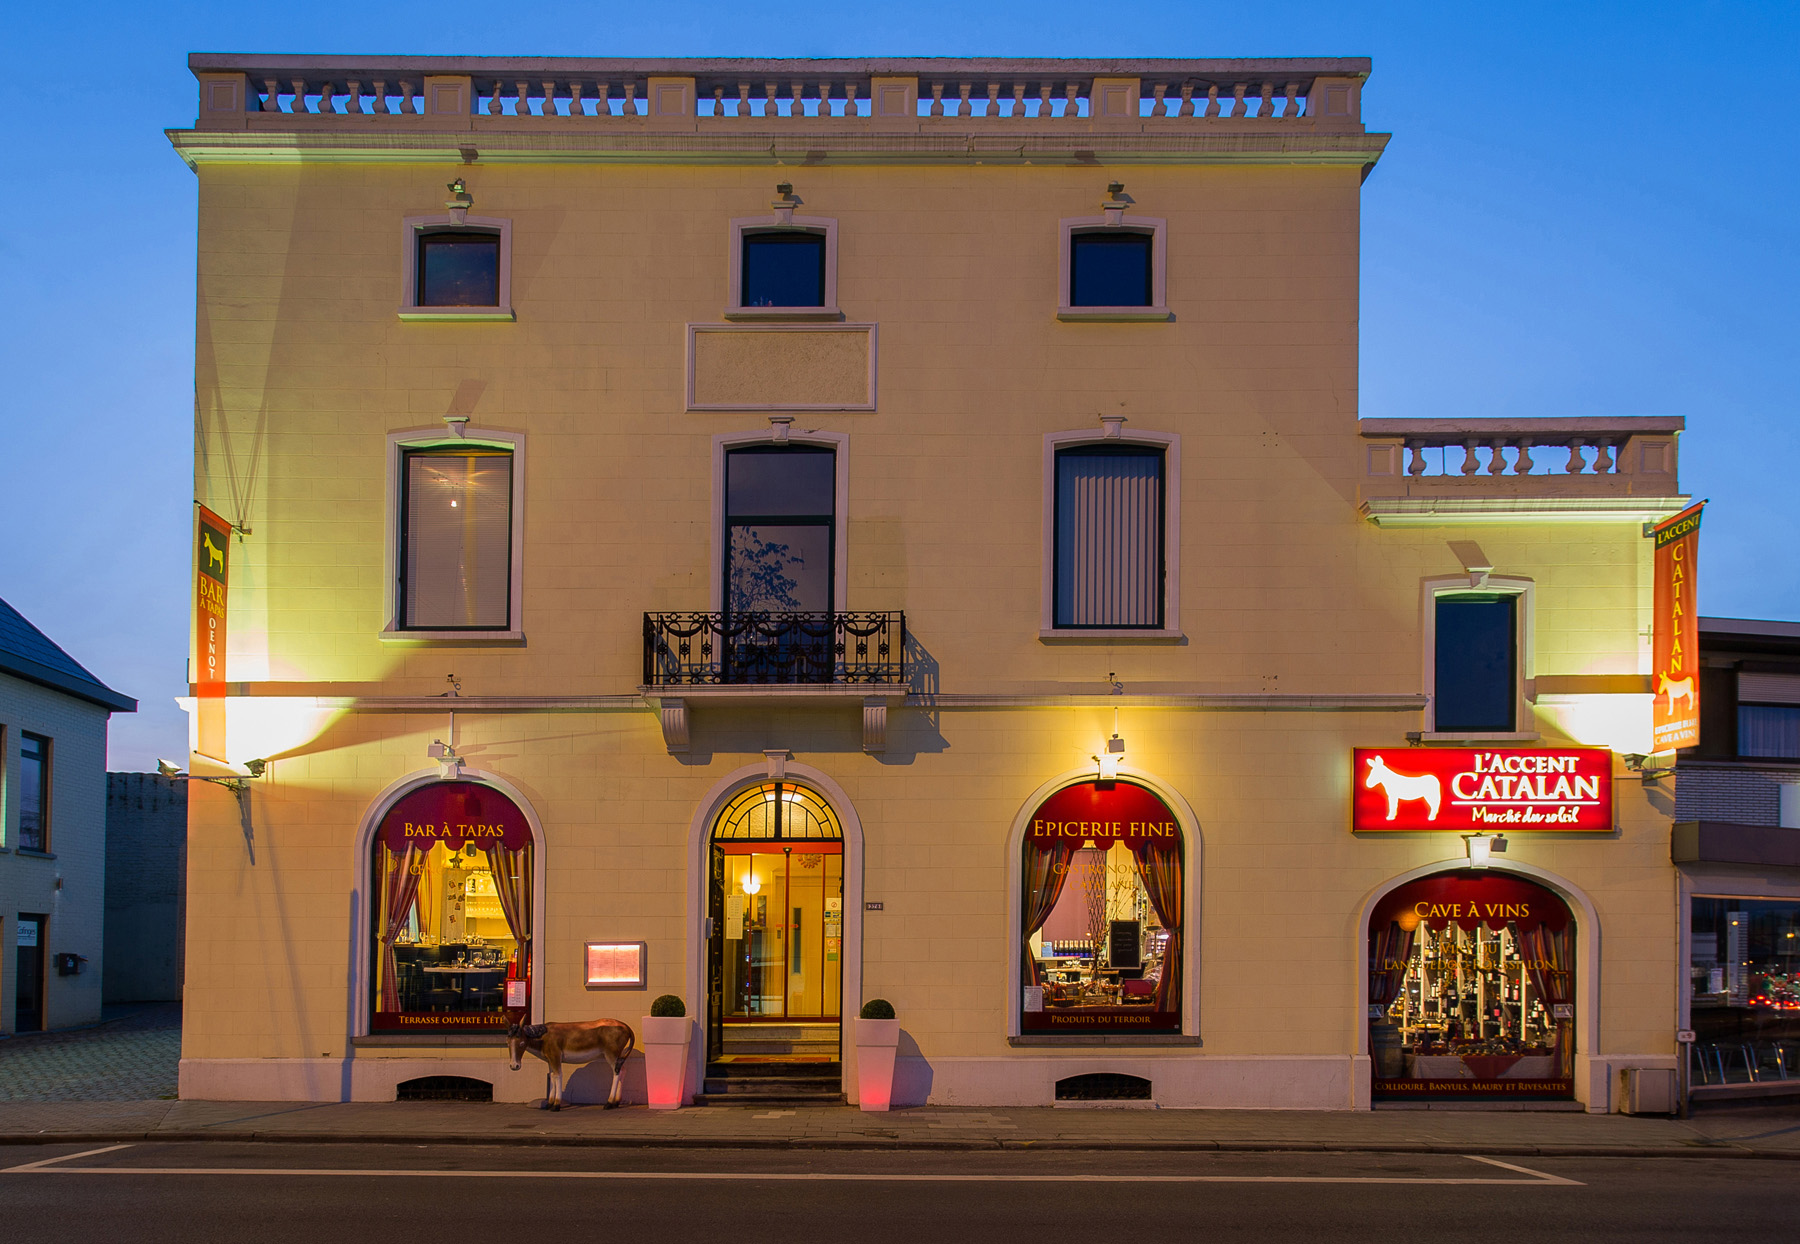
[1368,870,1576,1103]
[706,781,845,1066]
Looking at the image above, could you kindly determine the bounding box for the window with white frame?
[727,215,840,318]
[389,430,525,637]
[1044,430,1179,635]
[399,214,514,321]
[1424,579,1533,736]
[1058,216,1168,321]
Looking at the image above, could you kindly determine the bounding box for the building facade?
[1,597,136,1034]
[1673,617,1800,1104]
[173,54,1691,1110]
[103,772,189,1005]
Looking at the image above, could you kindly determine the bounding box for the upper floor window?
[742,232,826,308]
[1433,594,1518,733]
[1057,216,1169,321]
[724,446,835,614]
[1739,705,1800,758]
[399,213,514,321]
[19,732,49,853]
[1070,232,1153,307]
[727,212,840,319]
[1054,446,1165,630]
[399,447,514,631]
[417,231,500,307]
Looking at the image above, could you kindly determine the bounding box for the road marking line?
[1,1165,1575,1186]
[1462,1155,1584,1186]
[0,1145,136,1173]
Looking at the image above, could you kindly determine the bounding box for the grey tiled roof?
[0,596,137,712]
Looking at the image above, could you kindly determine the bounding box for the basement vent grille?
[396,1076,494,1102]
[1055,1073,1152,1101]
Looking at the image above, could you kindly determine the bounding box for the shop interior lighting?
[743,868,762,895]
[1462,833,1508,868]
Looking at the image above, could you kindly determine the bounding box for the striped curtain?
[1132,841,1183,1013]
[378,845,424,1013]
[1021,840,1078,988]
[1056,450,1162,627]
[482,843,533,977]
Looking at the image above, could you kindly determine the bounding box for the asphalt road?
[2,1142,1796,1243]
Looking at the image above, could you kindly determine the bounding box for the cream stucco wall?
[178,121,1681,1110]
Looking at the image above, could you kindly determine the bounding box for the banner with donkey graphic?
[1649,502,1705,752]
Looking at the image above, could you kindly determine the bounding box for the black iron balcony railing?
[644,612,906,686]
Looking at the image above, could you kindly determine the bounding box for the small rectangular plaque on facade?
[865,901,884,911]
[584,941,647,989]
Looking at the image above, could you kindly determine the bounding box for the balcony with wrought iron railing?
[643,611,905,688]
[1358,417,1689,526]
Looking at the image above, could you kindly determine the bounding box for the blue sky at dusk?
[2,2,1795,769]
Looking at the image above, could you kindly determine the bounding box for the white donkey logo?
[1364,755,1442,822]
[1657,672,1694,715]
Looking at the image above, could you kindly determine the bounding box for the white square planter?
[855,1017,900,1111]
[640,1015,693,1110]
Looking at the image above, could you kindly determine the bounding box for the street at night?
[4,1142,1797,1244]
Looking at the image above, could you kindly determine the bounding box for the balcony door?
[723,446,836,682]
[724,445,835,615]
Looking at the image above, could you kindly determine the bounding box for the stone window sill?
[14,848,55,860]
[1008,1034,1200,1047]
[1420,731,1541,743]
[353,1034,508,1048]
[397,307,516,322]
[379,627,525,645]
[723,307,844,322]
[1040,629,1184,643]
[1057,307,1173,322]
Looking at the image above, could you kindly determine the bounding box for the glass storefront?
[1368,871,1575,1101]
[1020,780,1184,1036]
[1689,897,1800,1086]
[369,781,534,1032]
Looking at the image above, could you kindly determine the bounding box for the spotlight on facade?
[1095,733,1126,786]
[1463,833,1508,868]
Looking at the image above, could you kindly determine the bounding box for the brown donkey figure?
[507,1019,636,1111]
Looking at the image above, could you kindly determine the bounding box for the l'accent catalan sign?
[1649,502,1705,752]
[1352,748,1613,832]
[194,505,231,762]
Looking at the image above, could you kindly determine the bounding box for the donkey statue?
[1363,755,1442,822]
[507,1019,636,1111]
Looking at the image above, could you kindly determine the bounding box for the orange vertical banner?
[1649,501,1705,752]
[195,505,231,762]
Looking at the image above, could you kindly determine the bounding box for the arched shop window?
[1020,780,1184,1036]
[1368,871,1575,1102]
[369,781,535,1033]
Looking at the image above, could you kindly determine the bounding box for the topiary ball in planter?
[651,994,686,1018]
[859,998,895,1020]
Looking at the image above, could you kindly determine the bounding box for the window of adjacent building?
[1688,897,1800,1085]
[1738,705,1800,758]
[417,231,501,307]
[399,448,514,630]
[1069,231,1153,308]
[18,732,48,853]
[1433,594,1518,733]
[741,231,827,308]
[1054,446,1164,629]
[724,446,835,614]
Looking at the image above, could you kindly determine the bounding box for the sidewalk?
[2,1097,1798,1159]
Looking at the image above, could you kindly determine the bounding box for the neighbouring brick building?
[172,53,1695,1112]
[103,773,189,1005]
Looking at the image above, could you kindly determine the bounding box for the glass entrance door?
[717,845,843,1022]
[15,915,45,1033]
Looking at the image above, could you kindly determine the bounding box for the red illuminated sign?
[1352,748,1613,832]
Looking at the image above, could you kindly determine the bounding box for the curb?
[1,1130,1794,1160]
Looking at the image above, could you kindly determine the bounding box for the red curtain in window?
[482,843,532,975]
[1021,840,1078,987]
[1368,919,1415,1011]
[1522,923,1576,1076]
[378,844,424,1013]
[1132,841,1183,1013]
